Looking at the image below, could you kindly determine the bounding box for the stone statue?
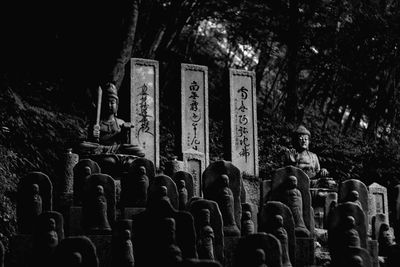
[348,190,363,209]
[378,224,395,257]
[254,248,268,267]
[160,217,182,265]
[342,216,360,248]
[112,229,135,267]
[271,215,291,267]
[241,211,255,236]
[132,166,149,207]
[216,174,240,236]
[197,209,215,260]
[44,218,59,251]
[283,125,328,181]
[32,183,43,217]
[178,180,188,211]
[348,255,363,267]
[77,82,145,175]
[280,176,310,237]
[86,185,111,233]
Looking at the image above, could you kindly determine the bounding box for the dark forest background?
[0,0,400,246]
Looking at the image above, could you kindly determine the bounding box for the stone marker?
[110,228,134,267]
[17,171,53,234]
[372,213,387,240]
[270,215,292,267]
[196,209,216,260]
[130,58,160,168]
[173,171,195,203]
[328,201,368,256]
[181,63,209,169]
[188,198,224,264]
[203,160,243,231]
[233,233,282,267]
[368,182,389,226]
[269,166,314,236]
[259,201,295,266]
[132,187,197,266]
[183,149,206,197]
[73,159,101,205]
[148,174,179,210]
[82,174,116,233]
[58,148,79,197]
[53,236,99,267]
[229,68,258,177]
[324,192,338,229]
[260,179,272,206]
[339,179,369,220]
[120,165,150,208]
[242,202,258,233]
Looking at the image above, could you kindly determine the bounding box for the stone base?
[368,239,379,267]
[223,236,240,267]
[295,237,315,267]
[8,234,33,267]
[86,234,112,267]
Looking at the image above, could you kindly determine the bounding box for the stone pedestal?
[223,236,240,267]
[295,237,315,267]
[86,235,112,267]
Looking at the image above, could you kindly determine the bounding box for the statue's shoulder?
[115,118,125,125]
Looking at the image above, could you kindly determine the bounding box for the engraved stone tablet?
[181,64,209,168]
[229,69,258,177]
[130,58,160,168]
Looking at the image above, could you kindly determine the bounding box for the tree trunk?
[110,0,140,90]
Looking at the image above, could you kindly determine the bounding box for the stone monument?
[229,68,258,177]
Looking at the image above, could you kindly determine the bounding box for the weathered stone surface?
[259,201,295,266]
[229,68,258,177]
[120,165,150,208]
[58,148,79,195]
[34,211,65,240]
[324,192,338,229]
[82,174,116,233]
[173,171,195,203]
[188,198,224,264]
[368,239,379,267]
[233,233,282,267]
[241,202,258,233]
[368,182,389,226]
[334,246,372,267]
[181,63,209,168]
[203,160,243,230]
[269,166,314,236]
[53,236,99,267]
[132,192,197,266]
[339,179,369,219]
[148,174,179,209]
[260,179,271,206]
[372,213,387,240]
[17,171,53,234]
[73,159,101,205]
[183,149,206,197]
[130,58,160,168]
[328,201,368,255]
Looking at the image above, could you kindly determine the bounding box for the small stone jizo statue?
[241,210,255,236]
[280,176,309,237]
[197,209,215,260]
[86,185,111,233]
[271,215,291,267]
[178,180,188,211]
[216,174,240,236]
